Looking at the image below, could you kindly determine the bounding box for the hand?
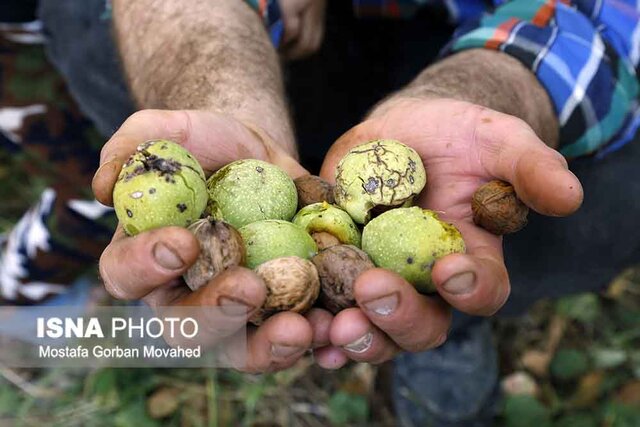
[93,109,314,373]
[279,0,326,60]
[313,97,584,368]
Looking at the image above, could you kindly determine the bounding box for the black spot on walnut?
[177,203,187,213]
[126,209,133,218]
[364,177,379,194]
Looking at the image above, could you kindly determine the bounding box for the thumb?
[319,120,380,183]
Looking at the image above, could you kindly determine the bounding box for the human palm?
[311,97,583,367]
[93,100,583,371]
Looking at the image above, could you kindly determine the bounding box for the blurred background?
[1,5,640,427]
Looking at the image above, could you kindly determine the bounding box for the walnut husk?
[250,256,320,325]
[294,175,335,209]
[184,217,245,291]
[312,245,374,314]
[472,180,529,235]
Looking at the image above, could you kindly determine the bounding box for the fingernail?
[93,158,119,181]
[271,344,304,359]
[434,333,448,348]
[363,293,398,316]
[218,296,254,316]
[153,242,184,270]
[442,272,476,295]
[343,332,373,354]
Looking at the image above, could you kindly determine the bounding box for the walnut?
[250,256,320,325]
[294,175,335,209]
[183,217,245,291]
[312,245,375,314]
[472,180,529,235]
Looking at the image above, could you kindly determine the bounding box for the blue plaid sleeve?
[244,0,284,47]
[448,0,640,158]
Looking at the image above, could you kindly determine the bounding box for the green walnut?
[113,140,207,236]
[334,139,427,224]
[292,202,361,249]
[361,207,465,293]
[206,159,297,229]
[239,220,318,269]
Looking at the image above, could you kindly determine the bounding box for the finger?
[99,225,199,300]
[329,308,401,364]
[282,14,301,45]
[305,308,333,348]
[241,311,313,373]
[475,110,583,217]
[353,269,451,351]
[319,121,378,183]
[431,222,510,316]
[284,6,320,60]
[313,346,349,370]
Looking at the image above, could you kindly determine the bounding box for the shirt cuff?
[244,0,284,47]
[445,0,640,158]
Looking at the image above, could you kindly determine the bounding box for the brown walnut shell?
[311,245,375,314]
[294,175,335,209]
[250,256,320,325]
[472,180,529,235]
[311,231,341,250]
[183,217,245,291]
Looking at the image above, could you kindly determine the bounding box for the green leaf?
[554,412,598,427]
[0,383,22,417]
[328,391,369,426]
[114,399,160,427]
[556,293,601,324]
[602,402,640,427]
[590,348,627,369]
[550,349,590,382]
[503,395,552,427]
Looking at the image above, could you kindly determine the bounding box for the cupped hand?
[93,109,313,373]
[279,0,326,60]
[313,97,584,368]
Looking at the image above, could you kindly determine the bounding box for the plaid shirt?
[248,0,640,158]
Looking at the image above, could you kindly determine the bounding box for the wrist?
[371,49,559,148]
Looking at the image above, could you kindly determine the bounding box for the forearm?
[371,49,559,148]
[112,0,295,155]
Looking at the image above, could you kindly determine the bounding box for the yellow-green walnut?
[292,202,361,248]
[206,159,297,229]
[361,207,465,293]
[239,220,318,269]
[113,140,207,236]
[334,139,426,224]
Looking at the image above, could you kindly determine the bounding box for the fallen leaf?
[606,268,636,300]
[147,387,181,419]
[521,350,551,377]
[502,371,539,396]
[615,380,640,406]
[547,316,567,353]
[570,371,604,408]
[341,363,376,395]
